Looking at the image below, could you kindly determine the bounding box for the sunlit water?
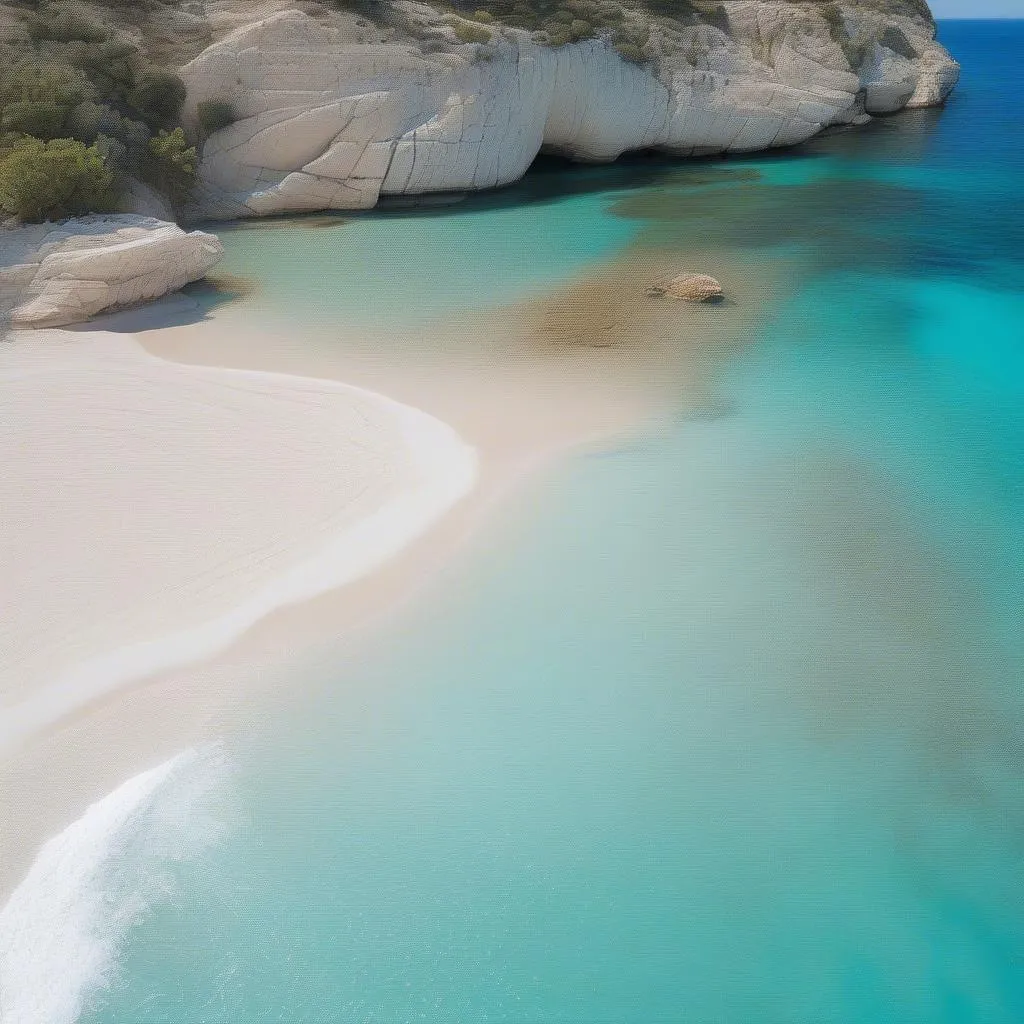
[66,21,1024,1022]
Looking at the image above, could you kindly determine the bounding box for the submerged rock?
[647,274,724,303]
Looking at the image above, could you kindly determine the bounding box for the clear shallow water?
[81,22,1024,1023]
[208,177,642,330]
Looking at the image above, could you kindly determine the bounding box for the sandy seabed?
[0,246,772,901]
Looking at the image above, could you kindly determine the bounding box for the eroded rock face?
[179,3,959,219]
[0,216,224,328]
[907,40,963,107]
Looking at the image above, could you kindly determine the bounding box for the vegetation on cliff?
[0,134,113,220]
[0,0,197,221]
[430,0,934,61]
[0,0,944,222]
[443,0,934,29]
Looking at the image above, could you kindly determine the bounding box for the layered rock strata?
[179,2,958,218]
[0,216,223,328]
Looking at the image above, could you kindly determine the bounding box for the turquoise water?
[210,180,641,329]
[87,22,1023,1022]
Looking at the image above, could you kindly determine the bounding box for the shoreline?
[0,332,477,754]
[0,243,770,899]
[0,749,210,1024]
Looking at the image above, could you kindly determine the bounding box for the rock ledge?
[1,216,223,328]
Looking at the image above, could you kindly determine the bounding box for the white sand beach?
[0,247,767,900]
[0,328,476,753]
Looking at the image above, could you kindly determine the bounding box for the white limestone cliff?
[0,216,224,328]
[178,2,959,219]
[907,39,962,107]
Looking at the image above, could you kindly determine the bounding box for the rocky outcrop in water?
[649,273,725,301]
[0,216,223,327]
[178,1,958,219]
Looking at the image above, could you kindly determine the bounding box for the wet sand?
[0,244,778,897]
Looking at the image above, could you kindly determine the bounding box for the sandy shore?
[0,243,776,898]
[0,327,475,754]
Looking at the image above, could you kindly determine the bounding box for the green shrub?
[692,0,728,32]
[0,1,203,215]
[1,100,66,139]
[509,3,539,27]
[569,18,593,39]
[197,99,236,138]
[64,99,104,142]
[129,71,187,129]
[450,0,733,38]
[93,132,128,174]
[472,9,495,22]
[0,136,116,221]
[59,98,149,155]
[88,38,143,96]
[453,20,492,43]
[614,24,649,49]
[102,109,150,150]
[149,127,196,171]
[145,127,196,204]
[0,63,86,109]
[616,42,647,63]
[26,7,109,45]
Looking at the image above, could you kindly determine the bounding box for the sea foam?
[0,748,224,1024]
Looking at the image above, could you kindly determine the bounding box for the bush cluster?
[450,0,727,62]
[197,99,237,139]
[0,0,197,221]
[452,19,493,43]
[0,135,115,221]
[147,127,197,204]
[456,0,620,43]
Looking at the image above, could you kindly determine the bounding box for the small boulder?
[647,273,724,302]
[3,215,223,328]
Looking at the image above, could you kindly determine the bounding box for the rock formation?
[649,273,725,301]
[0,216,223,328]
[177,1,959,219]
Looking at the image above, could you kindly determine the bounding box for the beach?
[0,241,759,899]
[0,318,478,891]
[0,302,651,1024]
[5,38,1024,1015]
[0,326,479,747]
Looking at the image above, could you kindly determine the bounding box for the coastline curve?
[0,331,478,753]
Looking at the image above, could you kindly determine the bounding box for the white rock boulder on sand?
[0,216,224,328]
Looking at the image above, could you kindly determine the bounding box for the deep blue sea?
[52,21,1024,1023]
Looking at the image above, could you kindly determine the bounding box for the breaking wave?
[0,747,226,1024]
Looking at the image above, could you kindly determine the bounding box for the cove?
[78,21,1024,1023]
